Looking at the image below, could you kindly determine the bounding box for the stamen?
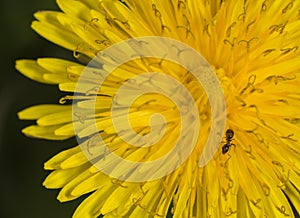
[132,197,142,205]
[238,38,258,53]
[152,4,171,33]
[239,74,256,95]
[177,0,187,10]
[98,3,114,26]
[73,46,82,59]
[282,1,294,14]
[272,163,291,188]
[59,96,73,104]
[225,207,237,216]
[235,96,247,106]
[113,18,130,30]
[266,74,296,85]
[202,19,210,37]
[128,38,149,47]
[66,71,79,82]
[221,187,229,201]
[226,22,236,38]
[104,14,114,26]
[176,14,194,38]
[262,49,276,56]
[171,44,191,57]
[86,86,99,95]
[91,18,99,23]
[261,183,270,196]
[276,205,290,216]
[60,95,95,104]
[237,6,246,22]
[249,87,263,94]
[280,46,298,55]
[281,133,298,142]
[261,0,267,12]
[73,44,95,61]
[152,4,161,17]
[255,133,265,144]
[250,198,262,209]
[227,177,234,189]
[162,24,171,32]
[283,118,300,124]
[277,99,288,104]
[269,21,288,35]
[83,18,99,30]
[111,178,128,188]
[148,54,167,67]
[73,112,87,124]
[137,201,146,209]
[248,130,269,148]
[244,123,259,133]
[146,210,165,217]
[272,160,285,172]
[246,19,256,33]
[95,39,111,47]
[87,133,100,155]
[223,38,237,50]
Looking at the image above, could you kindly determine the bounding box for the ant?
[222,129,235,154]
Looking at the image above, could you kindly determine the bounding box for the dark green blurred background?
[0,1,83,217]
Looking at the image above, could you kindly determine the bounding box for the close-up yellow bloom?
[16,0,300,217]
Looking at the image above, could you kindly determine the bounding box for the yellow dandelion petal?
[60,150,89,169]
[57,168,95,202]
[32,12,81,51]
[71,172,109,197]
[17,0,300,217]
[43,163,89,189]
[73,186,115,218]
[15,60,55,84]
[44,145,82,170]
[56,0,92,22]
[22,125,72,140]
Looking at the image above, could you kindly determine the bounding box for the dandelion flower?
[17,0,300,217]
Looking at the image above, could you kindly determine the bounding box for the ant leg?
[232,143,236,151]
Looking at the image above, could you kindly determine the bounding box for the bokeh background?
[0,0,83,217]
[0,1,299,218]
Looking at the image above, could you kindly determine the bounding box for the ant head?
[226,129,234,138]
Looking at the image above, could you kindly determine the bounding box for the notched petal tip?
[44,146,81,170]
[15,59,56,84]
[21,125,72,140]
